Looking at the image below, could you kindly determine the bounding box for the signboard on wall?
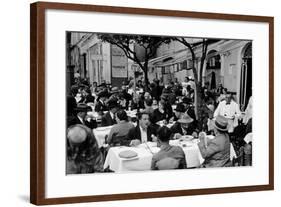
[111,45,128,78]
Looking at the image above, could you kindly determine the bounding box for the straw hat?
[213,115,228,131]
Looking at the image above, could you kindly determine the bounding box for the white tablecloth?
[93,123,137,148]
[104,138,237,172]
[103,140,204,172]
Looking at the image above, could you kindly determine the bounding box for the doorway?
[239,43,252,110]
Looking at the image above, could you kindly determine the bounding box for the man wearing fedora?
[101,99,119,127]
[94,91,108,113]
[197,115,231,168]
[170,113,198,139]
[108,86,120,102]
[170,102,186,122]
[67,103,97,129]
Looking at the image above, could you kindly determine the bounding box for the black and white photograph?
[65,32,253,174]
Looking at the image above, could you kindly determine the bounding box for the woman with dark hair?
[107,109,135,146]
[151,100,172,124]
[66,124,104,174]
[151,126,186,170]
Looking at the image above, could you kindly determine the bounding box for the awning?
[147,54,173,67]
[148,49,189,67]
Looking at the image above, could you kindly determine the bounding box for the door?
[240,43,252,110]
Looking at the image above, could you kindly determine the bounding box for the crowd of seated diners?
[66,77,253,174]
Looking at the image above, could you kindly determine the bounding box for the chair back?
[111,134,130,146]
[156,157,180,170]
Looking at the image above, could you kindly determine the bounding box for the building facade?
[68,32,134,87]
[142,39,252,108]
[67,33,252,108]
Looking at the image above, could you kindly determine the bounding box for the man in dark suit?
[128,112,157,145]
[82,88,95,104]
[67,104,97,129]
[170,113,198,139]
[101,100,119,126]
[170,102,185,122]
[94,91,108,112]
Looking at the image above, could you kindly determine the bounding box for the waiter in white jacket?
[213,92,241,133]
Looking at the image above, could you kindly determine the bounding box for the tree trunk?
[143,62,149,91]
[195,84,205,131]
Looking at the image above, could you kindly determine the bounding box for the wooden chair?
[110,133,130,147]
[232,142,252,166]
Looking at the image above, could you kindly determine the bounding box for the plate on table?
[119,150,138,159]
[180,135,194,141]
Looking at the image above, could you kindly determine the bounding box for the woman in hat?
[197,115,231,168]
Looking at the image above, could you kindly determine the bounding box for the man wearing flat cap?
[66,124,104,174]
[170,113,198,139]
[67,103,97,129]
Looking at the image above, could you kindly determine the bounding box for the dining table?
[103,136,237,172]
[93,119,137,148]
[104,139,203,172]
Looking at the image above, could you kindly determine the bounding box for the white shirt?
[139,126,148,143]
[77,115,85,124]
[214,100,241,119]
[181,127,188,135]
[110,111,115,120]
[128,88,134,95]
